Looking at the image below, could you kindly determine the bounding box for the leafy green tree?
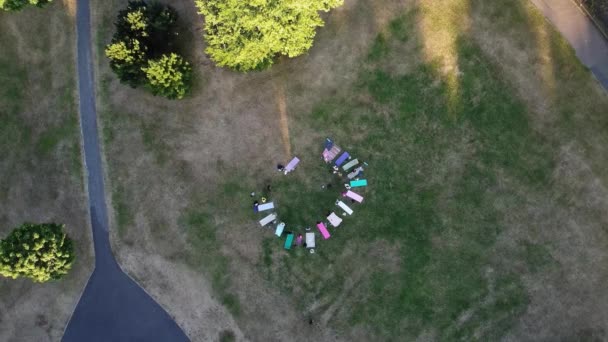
[1,0,51,11]
[106,0,189,98]
[113,1,178,55]
[0,223,75,283]
[105,39,147,87]
[144,2,179,55]
[126,8,148,34]
[143,53,192,99]
[194,0,343,71]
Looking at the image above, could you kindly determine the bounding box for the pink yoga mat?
[317,222,331,239]
[284,157,300,173]
[344,190,363,203]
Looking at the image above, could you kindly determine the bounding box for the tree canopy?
[0,0,50,11]
[195,0,344,71]
[0,223,75,283]
[105,1,191,98]
[143,53,192,99]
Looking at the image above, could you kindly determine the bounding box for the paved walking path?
[62,0,189,340]
[530,0,608,89]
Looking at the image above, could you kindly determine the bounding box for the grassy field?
[94,0,608,340]
[0,2,92,341]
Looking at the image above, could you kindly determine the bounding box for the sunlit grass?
[418,0,471,118]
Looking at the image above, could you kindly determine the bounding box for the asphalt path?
[62,0,189,340]
[530,0,608,89]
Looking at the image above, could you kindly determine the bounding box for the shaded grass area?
[178,173,258,317]
[522,241,557,273]
[112,183,134,238]
[0,24,81,182]
[0,50,30,158]
[180,210,241,315]
[0,40,29,203]
[256,12,559,340]
[480,0,608,178]
[181,227,239,315]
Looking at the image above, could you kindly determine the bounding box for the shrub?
[0,223,75,282]
[1,0,51,11]
[579,0,608,36]
[143,53,192,99]
[105,0,191,99]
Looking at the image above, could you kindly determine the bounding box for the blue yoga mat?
[335,152,350,166]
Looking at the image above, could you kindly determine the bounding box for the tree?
[0,223,75,283]
[143,53,192,99]
[106,38,147,87]
[105,0,190,98]
[105,39,147,86]
[194,0,344,71]
[1,0,51,11]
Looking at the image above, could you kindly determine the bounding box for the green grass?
[522,241,556,273]
[32,81,82,177]
[112,184,134,238]
[252,13,562,340]
[0,55,30,157]
[0,18,81,178]
[218,329,236,342]
[177,172,282,317]
[270,161,345,227]
[70,139,83,180]
[367,33,389,62]
[181,209,241,316]
[36,116,78,155]
[140,120,169,166]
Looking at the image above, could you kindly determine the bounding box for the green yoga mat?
[284,233,294,250]
[350,179,367,187]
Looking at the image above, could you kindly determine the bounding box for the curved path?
[62,0,189,340]
[530,0,608,89]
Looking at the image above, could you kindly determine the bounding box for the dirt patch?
[274,80,292,157]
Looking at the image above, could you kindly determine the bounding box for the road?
[62,0,189,340]
[530,0,608,89]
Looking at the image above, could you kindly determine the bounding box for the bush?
[105,0,191,99]
[1,0,51,11]
[0,223,75,282]
[195,0,344,72]
[143,53,192,99]
[579,0,608,36]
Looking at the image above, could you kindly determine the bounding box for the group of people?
[251,138,368,252]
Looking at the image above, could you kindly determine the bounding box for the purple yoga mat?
[335,152,350,166]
